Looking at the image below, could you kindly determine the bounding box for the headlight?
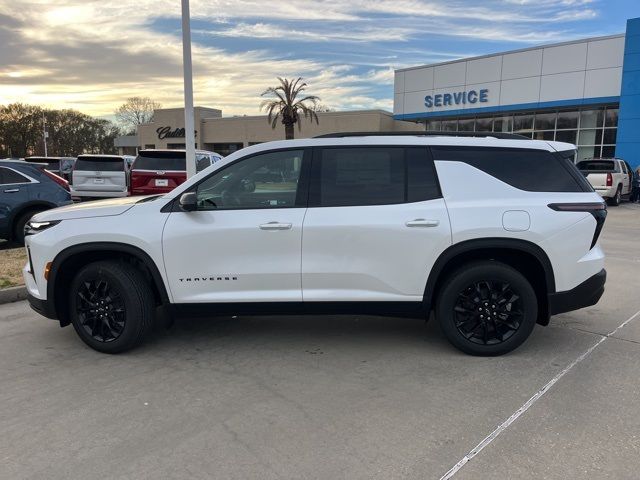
[24,220,61,237]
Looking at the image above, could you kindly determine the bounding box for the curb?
[0,286,28,305]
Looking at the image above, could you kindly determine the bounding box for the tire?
[69,261,155,353]
[608,186,622,206]
[435,261,538,356]
[13,210,44,245]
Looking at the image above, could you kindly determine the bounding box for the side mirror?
[179,192,198,212]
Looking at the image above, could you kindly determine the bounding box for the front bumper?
[27,292,58,321]
[548,269,606,316]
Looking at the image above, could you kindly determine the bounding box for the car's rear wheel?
[69,261,155,353]
[608,186,622,206]
[435,261,538,356]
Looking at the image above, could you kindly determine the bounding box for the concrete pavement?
[1,204,639,480]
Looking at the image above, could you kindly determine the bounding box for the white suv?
[23,133,607,356]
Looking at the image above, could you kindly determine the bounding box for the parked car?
[129,149,222,195]
[576,158,633,206]
[69,154,135,201]
[25,132,606,356]
[0,160,71,244]
[24,156,76,179]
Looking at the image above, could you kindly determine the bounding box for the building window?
[441,120,457,131]
[493,116,513,132]
[430,104,617,161]
[458,119,474,131]
[144,144,156,149]
[557,111,578,129]
[475,117,492,132]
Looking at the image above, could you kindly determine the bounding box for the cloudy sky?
[0,0,638,118]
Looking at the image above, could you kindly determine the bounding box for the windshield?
[75,156,124,172]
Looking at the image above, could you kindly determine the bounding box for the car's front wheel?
[435,261,538,356]
[69,261,155,353]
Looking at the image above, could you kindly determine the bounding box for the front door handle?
[3,188,19,193]
[405,219,439,228]
[259,222,292,231]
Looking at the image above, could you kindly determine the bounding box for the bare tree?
[115,97,161,133]
[260,77,320,140]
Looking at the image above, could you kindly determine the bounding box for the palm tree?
[260,77,320,140]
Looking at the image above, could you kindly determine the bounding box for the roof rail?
[313,131,530,140]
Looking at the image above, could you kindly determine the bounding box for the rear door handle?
[405,219,439,228]
[3,188,19,193]
[259,222,292,231]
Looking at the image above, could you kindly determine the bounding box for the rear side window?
[133,151,186,171]
[0,167,30,184]
[312,147,440,207]
[431,147,588,192]
[75,156,124,172]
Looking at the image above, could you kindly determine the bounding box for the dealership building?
[116,108,415,156]
[394,17,640,166]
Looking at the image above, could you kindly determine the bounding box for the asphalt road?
[2,204,640,480]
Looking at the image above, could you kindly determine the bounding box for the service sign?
[425,89,489,108]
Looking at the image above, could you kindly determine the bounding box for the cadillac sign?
[156,126,197,140]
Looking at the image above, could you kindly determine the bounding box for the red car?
[129,149,223,195]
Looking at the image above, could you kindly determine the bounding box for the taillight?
[606,172,612,187]
[548,203,607,249]
[43,168,70,191]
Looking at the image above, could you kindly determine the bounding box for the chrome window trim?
[0,166,40,186]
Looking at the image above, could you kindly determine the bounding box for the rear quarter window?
[75,157,124,172]
[431,146,589,192]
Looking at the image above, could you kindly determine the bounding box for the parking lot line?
[439,307,640,480]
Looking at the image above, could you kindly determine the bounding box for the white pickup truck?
[576,158,633,206]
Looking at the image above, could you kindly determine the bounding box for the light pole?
[181,0,196,178]
[42,111,48,157]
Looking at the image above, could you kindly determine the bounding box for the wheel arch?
[424,238,555,326]
[8,201,56,240]
[48,242,170,326]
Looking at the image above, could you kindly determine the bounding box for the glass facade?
[424,105,618,161]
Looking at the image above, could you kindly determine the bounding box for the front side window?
[195,149,305,210]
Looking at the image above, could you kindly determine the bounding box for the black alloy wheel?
[436,261,538,356]
[76,278,126,342]
[69,261,156,353]
[453,280,522,345]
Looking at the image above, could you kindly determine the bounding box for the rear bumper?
[131,187,172,195]
[70,187,128,198]
[548,269,606,316]
[593,187,616,199]
[27,292,58,321]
